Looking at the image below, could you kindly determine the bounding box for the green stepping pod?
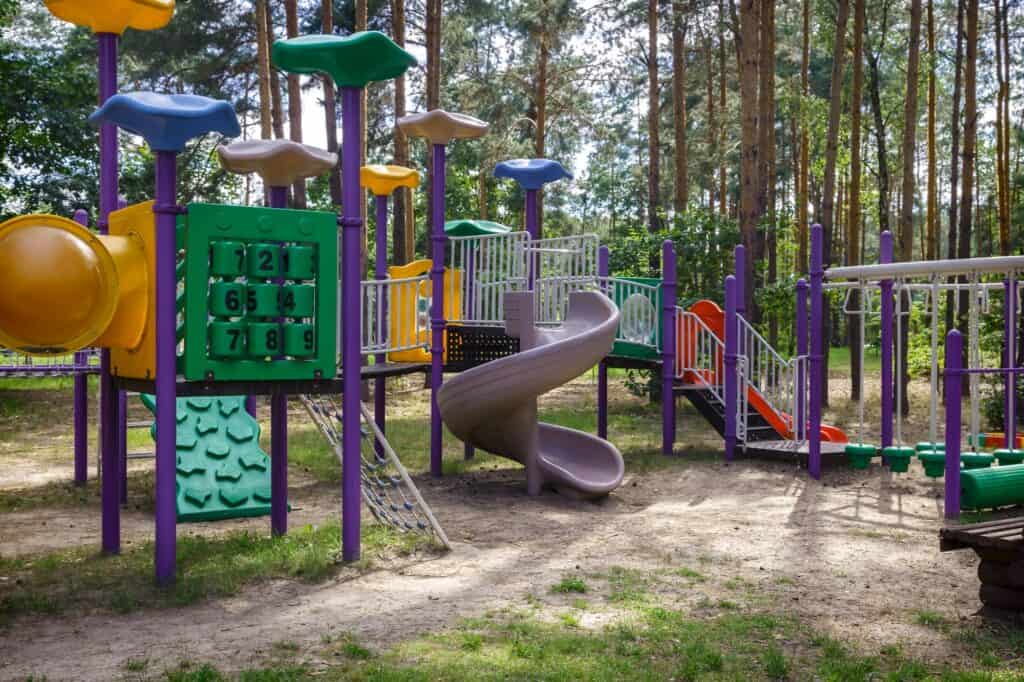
[140,394,274,522]
[882,445,915,473]
[272,31,417,88]
[994,449,1024,465]
[917,450,946,478]
[845,443,878,470]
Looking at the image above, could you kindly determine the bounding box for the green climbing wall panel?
[139,394,273,522]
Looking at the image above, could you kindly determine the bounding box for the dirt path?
[0,455,982,680]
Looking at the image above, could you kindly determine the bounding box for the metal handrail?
[359,274,431,355]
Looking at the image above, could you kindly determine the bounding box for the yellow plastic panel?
[0,214,119,354]
[387,259,461,363]
[108,201,157,379]
[45,0,174,34]
[360,164,420,197]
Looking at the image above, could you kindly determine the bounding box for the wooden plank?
[942,517,1024,536]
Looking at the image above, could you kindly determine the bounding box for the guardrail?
[359,274,431,356]
[597,277,661,350]
[446,231,529,326]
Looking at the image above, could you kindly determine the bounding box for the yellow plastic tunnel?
[0,208,152,356]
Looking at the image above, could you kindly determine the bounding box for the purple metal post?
[72,209,90,485]
[524,189,539,240]
[795,279,808,441]
[246,395,257,418]
[119,390,127,503]
[734,244,746,355]
[154,151,179,584]
[879,231,894,449]
[429,143,447,478]
[724,275,738,461]
[98,32,120,554]
[340,88,363,560]
[1005,276,1017,451]
[268,185,289,536]
[808,225,824,480]
[597,246,609,440]
[662,240,677,455]
[944,330,963,519]
[374,193,389,458]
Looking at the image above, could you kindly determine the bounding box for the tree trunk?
[536,30,549,237]
[925,0,937,260]
[424,0,441,256]
[321,0,342,208]
[705,30,715,214]
[672,0,688,215]
[737,0,760,315]
[897,0,922,416]
[848,0,864,400]
[392,0,412,264]
[995,0,1010,256]
[945,0,964,333]
[285,0,305,208]
[958,0,978,268]
[265,6,285,141]
[820,0,850,407]
[718,0,728,218]
[760,0,775,330]
[647,0,662,232]
[868,51,890,237]
[255,0,272,141]
[356,0,368,274]
[797,0,810,274]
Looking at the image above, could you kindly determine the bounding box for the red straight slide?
[679,300,848,444]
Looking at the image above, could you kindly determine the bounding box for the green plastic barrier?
[961,464,1024,510]
[994,449,1024,466]
[845,443,878,470]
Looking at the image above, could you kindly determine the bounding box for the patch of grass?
[0,523,427,624]
[671,566,707,582]
[559,612,580,628]
[123,657,149,672]
[0,471,155,514]
[571,598,588,610]
[716,599,740,610]
[814,634,879,680]
[914,609,949,630]
[604,566,652,604]
[459,632,483,651]
[551,575,587,594]
[762,645,789,679]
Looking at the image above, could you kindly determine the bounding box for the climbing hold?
[227,421,255,442]
[215,465,243,482]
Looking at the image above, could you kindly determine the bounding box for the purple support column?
[72,210,90,485]
[374,194,388,457]
[879,231,894,449]
[119,390,127,503]
[662,240,677,455]
[246,395,257,418]
[808,225,824,480]
[1005,276,1017,451]
[724,276,738,461]
[795,279,808,441]
[154,151,179,584]
[944,330,963,520]
[98,32,120,555]
[597,246,609,440]
[525,188,539,289]
[269,185,289,536]
[429,143,447,478]
[341,88,363,560]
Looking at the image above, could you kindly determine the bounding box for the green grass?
[169,603,1008,681]
[915,609,950,630]
[551,575,587,594]
[828,345,883,374]
[0,523,428,624]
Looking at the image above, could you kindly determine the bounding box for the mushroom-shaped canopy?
[272,31,417,89]
[218,140,337,187]
[444,219,512,237]
[89,92,240,153]
[494,158,573,190]
[45,0,174,34]
[397,110,488,145]
[360,165,420,197]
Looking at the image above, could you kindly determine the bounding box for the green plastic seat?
[272,31,416,88]
[994,449,1024,465]
[918,451,946,478]
[962,453,995,470]
[916,441,945,452]
[845,443,877,470]
[882,445,915,473]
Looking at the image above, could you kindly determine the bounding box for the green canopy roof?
[444,219,513,237]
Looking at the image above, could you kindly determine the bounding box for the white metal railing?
[736,315,794,436]
[674,309,725,405]
[789,355,809,442]
[359,274,431,356]
[597,277,661,350]
[446,231,530,326]
[529,234,599,323]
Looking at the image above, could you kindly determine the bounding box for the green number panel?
[181,203,337,382]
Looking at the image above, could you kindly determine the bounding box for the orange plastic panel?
[45,0,174,34]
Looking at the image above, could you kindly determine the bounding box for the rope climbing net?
[299,394,450,549]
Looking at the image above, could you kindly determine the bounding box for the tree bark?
[759,0,775,335]
[958,0,978,267]
[321,1,342,208]
[867,48,890,236]
[848,0,864,400]
[718,0,728,218]
[265,6,285,141]
[285,0,305,208]
[535,27,549,237]
[926,0,937,260]
[945,0,964,333]
[797,0,810,273]
[255,0,272,141]
[392,0,412,264]
[672,0,689,215]
[647,0,662,232]
[424,0,441,256]
[737,0,760,315]
[705,30,715,214]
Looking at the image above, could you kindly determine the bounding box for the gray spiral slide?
[438,290,625,499]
